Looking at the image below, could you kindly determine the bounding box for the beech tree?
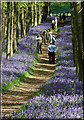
[6,2,11,59]
[38,3,43,24]
[31,2,34,27]
[26,2,31,34]
[21,7,25,38]
[41,2,50,22]
[2,2,50,60]
[16,2,19,47]
[35,1,37,26]
[10,2,14,56]
[70,2,84,81]
[2,2,5,42]
[13,2,17,53]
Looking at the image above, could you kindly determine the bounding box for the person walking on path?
[42,30,48,45]
[52,35,56,63]
[36,34,42,54]
[54,17,57,31]
[48,42,56,64]
[52,35,56,44]
[48,29,52,43]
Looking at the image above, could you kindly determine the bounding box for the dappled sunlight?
[35,67,55,72]
[2,12,83,119]
[36,62,56,66]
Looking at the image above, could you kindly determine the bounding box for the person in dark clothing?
[48,42,56,64]
[36,34,42,54]
[42,30,48,45]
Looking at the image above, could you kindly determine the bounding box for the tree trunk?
[31,3,34,27]
[4,13,7,39]
[35,1,37,26]
[26,2,31,34]
[10,2,14,56]
[21,8,25,38]
[76,2,84,81]
[71,2,79,73]
[38,4,42,24]
[47,2,50,18]
[6,2,11,59]
[16,2,19,47]
[42,2,48,22]
[81,1,84,81]
[2,3,5,41]
[13,2,17,53]
[71,2,84,81]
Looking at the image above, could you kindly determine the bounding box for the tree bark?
[21,8,25,38]
[13,2,17,53]
[26,2,31,34]
[71,2,84,81]
[6,2,11,59]
[76,2,84,81]
[71,2,79,73]
[16,2,19,47]
[38,4,42,24]
[42,2,48,22]
[47,2,50,18]
[31,3,34,27]
[2,3,5,42]
[35,1,37,26]
[4,13,7,39]
[10,2,14,56]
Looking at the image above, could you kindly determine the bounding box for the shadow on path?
[2,43,56,116]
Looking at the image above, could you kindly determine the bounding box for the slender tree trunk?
[38,4,42,24]
[47,2,50,18]
[26,2,31,34]
[71,3,76,66]
[4,14,7,39]
[16,2,19,47]
[35,1,37,26]
[6,2,11,59]
[31,3,34,27]
[42,2,48,22]
[10,2,14,56]
[2,3,5,41]
[13,2,17,53]
[21,8,25,38]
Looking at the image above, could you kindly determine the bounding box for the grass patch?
[2,77,21,92]
[2,58,38,92]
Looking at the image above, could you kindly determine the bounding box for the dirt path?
[1,42,56,117]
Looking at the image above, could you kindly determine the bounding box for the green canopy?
[50,2,70,14]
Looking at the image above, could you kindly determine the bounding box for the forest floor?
[1,17,83,119]
[2,30,57,117]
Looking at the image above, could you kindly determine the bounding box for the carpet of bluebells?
[1,20,52,89]
[1,17,83,119]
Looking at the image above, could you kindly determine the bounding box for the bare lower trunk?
[13,2,17,53]
[35,1,37,26]
[10,2,14,56]
[6,2,11,59]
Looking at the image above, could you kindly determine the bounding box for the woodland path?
[2,17,71,117]
[2,40,56,117]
